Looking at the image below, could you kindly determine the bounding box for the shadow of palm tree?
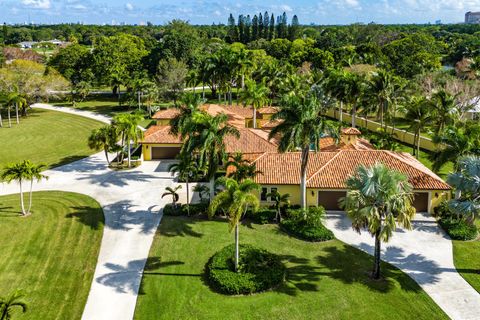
[275,254,323,296]
[102,200,162,234]
[66,205,105,230]
[160,216,203,238]
[96,259,147,294]
[0,205,20,216]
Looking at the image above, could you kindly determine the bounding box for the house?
[462,97,480,120]
[252,150,450,213]
[18,41,37,49]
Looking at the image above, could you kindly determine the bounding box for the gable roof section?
[253,150,450,190]
[152,108,180,120]
[142,125,182,144]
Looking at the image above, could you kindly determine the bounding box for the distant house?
[17,41,37,49]
[462,97,480,120]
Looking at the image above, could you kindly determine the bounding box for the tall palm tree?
[226,152,262,181]
[113,113,144,167]
[162,185,182,208]
[169,154,197,215]
[88,125,119,165]
[430,90,459,136]
[239,78,270,128]
[447,156,480,221]
[269,94,337,208]
[208,177,260,272]
[1,160,48,216]
[170,93,204,137]
[340,163,415,279]
[405,97,432,158]
[368,69,394,128]
[343,71,364,128]
[184,112,240,201]
[6,93,27,125]
[266,189,290,223]
[430,124,480,172]
[0,290,27,320]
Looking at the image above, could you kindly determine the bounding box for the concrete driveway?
[324,212,480,320]
[0,154,179,320]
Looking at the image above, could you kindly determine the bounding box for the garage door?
[318,191,346,210]
[413,192,429,212]
[151,147,181,159]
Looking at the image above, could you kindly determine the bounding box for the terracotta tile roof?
[253,150,450,191]
[141,125,182,144]
[152,108,180,120]
[249,129,279,146]
[258,106,279,114]
[320,137,374,151]
[202,104,246,128]
[341,127,362,135]
[224,128,278,154]
[261,119,283,129]
[219,105,256,118]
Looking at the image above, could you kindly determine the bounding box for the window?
[261,188,268,201]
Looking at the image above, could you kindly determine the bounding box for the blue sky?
[0,0,479,25]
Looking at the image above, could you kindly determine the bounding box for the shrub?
[439,217,478,240]
[206,244,286,295]
[181,202,208,216]
[163,203,183,216]
[245,207,277,224]
[281,206,334,242]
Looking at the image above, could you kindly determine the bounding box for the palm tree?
[269,94,337,208]
[1,160,47,216]
[169,154,197,215]
[208,178,260,272]
[430,90,459,136]
[184,112,240,201]
[266,189,290,223]
[430,124,480,172]
[113,113,144,167]
[0,290,27,320]
[405,97,432,158]
[447,156,480,221]
[170,93,204,137]
[226,152,262,181]
[239,78,270,128]
[162,185,182,208]
[368,69,394,128]
[6,93,27,125]
[340,163,415,279]
[88,125,118,165]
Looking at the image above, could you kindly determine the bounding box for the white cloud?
[21,0,50,9]
[125,2,134,11]
[280,4,293,12]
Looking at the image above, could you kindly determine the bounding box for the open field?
[134,216,447,320]
[0,108,104,168]
[0,191,104,319]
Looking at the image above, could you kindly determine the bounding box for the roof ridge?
[383,150,448,185]
[251,152,268,163]
[306,151,343,183]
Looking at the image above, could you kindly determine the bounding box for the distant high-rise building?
[465,11,480,24]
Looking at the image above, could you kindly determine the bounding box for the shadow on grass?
[66,206,105,230]
[49,155,93,169]
[276,254,323,296]
[160,216,203,238]
[0,205,21,216]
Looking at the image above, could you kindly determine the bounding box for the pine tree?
[264,11,270,39]
[289,14,300,40]
[238,15,245,43]
[252,15,259,41]
[3,23,7,45]
[227,14,238,43]
[258,13,264,39]
[269,14,275,40]
[245,15,252,43]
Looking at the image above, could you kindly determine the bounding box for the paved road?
[325,212,480,320]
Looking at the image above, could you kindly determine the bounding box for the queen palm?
[208,177,259,272]
[169,154,197,215]
[340,163,415,279]
[269,94,337,208]
[162,185,182,208]
[405,97,432,158]
[368,69,394,128]
[266,189,290,223]
[1,160,48,216]
[88,125,119,165]
[0,290,27,320]
[226,152,261,181]
[239,78,269,128]
[113,113,144,167]
[184,112,239,201]
[430,90,459,136]
[6,92,27,125]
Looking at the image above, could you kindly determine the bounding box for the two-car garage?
[151,146,181,160]
[317,190,430,212]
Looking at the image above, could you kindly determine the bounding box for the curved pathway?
[325,212,480,320]
[32,103,112,124]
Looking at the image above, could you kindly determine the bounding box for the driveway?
[325,212,480,320]
[0,154,178,320]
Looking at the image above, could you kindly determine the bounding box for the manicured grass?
[52,96,125,117]
[0,191,104,320]
[134,216,447,320]
[0,108,104,168]
[453,219,480,293]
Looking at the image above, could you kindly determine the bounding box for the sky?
[0,0,479,25]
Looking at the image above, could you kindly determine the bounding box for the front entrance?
[318,191,346,210]
[151,147,181,160]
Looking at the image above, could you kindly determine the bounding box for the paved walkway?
[0,155,179,320]
[32,103,112,124]
[325,212,480,320]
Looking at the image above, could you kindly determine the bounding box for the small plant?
[162,185,182,208]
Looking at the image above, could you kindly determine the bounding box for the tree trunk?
[27,179,34,215]
[339,101,343,124]
[202,86,205,100]
[209,177,215,202]
[127,139,131,167]
[186,177,190,216]
[300,146,310,209]
[253,107,257,128]
[234,223,239,272]
[241,74,245,89]
[372,230,381,279]
[15,103,19,124]
[19,179,26,216]
[118,88,121,106]
[416,130,420,159]
[351,103,356,128]
[104,148,110,165]
[8,107,11,128]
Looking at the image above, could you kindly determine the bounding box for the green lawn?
[134,216,447,320]
[0,108,104,168]
[453,220,480,293]
[0,191,104,319]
